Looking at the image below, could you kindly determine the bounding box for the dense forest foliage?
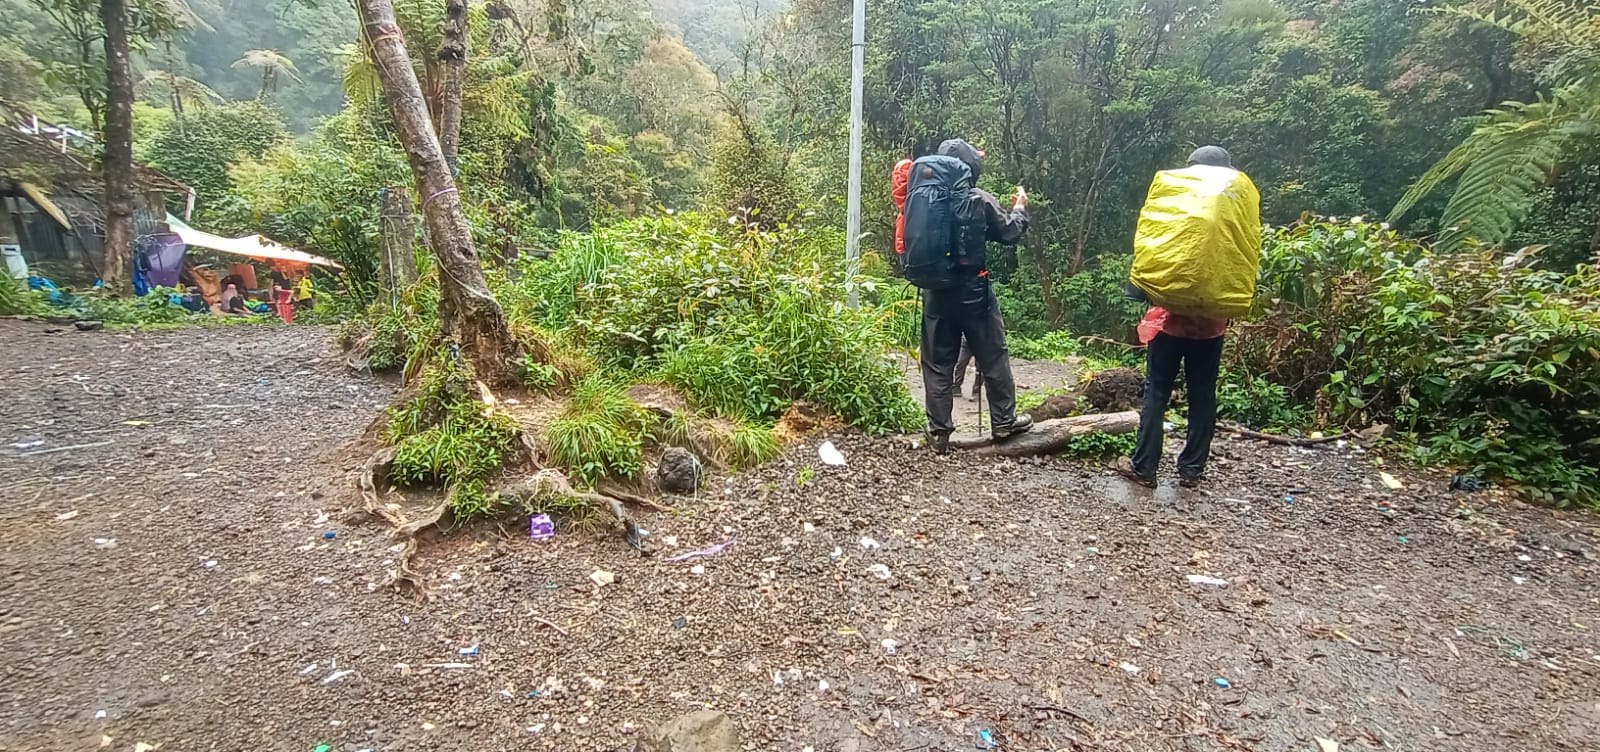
[2,0,1597,507]
[4,0,1594,289]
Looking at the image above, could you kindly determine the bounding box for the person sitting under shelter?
[221,283,250,315]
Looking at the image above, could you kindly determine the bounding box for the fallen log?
[950,411,1139,456]
[1219,423,1352,447]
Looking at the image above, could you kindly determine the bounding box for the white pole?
[844,0,866,308]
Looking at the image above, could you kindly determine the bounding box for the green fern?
[1392,1,1599,248]
[1421,96,1575,247]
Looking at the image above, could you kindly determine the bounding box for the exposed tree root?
[357,446,433,599]
[1219,423,1353,447]
[497,470,660,553]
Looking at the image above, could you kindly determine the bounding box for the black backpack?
[901,155,985,289]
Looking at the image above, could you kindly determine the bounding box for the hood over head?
[937,138,984,180]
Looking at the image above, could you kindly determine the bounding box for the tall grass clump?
[518,214,921,433]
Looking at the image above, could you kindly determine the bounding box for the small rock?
[74,320,104,331]
[635,710,739,752]
[657,447,702,494]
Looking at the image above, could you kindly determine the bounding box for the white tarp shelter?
[166,213,344,269]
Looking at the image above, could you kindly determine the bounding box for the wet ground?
[1,319,1597,752]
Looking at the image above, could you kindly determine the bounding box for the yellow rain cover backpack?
[1129,165,1263,319]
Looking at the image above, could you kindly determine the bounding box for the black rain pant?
[920,277,1018,435]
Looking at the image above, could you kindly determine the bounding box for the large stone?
[656,447,701,494]
[635,710,738,752]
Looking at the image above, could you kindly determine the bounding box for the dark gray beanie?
[1186,145,1232,168]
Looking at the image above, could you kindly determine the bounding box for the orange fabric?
[891,159,913,255]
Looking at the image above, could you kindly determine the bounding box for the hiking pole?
[977,374,986,436]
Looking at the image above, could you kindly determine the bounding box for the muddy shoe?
[1111,456,1156,488]
[927,431,951,455]
[1179,473,1204,489]
[991,414,1033,440]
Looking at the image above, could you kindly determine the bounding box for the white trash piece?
[818,441,847,466]
[1186,574,1230,587]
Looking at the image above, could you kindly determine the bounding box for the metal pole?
[844,0,866,308]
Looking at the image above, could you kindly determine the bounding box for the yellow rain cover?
[1129,165,1263,319]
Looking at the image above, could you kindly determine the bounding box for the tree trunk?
[437,0,468,174]
[356,0,517,386]
[380,185,419,305]
[99,0,135,297]
[947,411,1139,456]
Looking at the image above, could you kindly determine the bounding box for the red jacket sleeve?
[892,159,912,254]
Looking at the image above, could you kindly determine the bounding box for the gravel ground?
[2,319,1598,752]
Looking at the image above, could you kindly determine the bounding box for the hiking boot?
[991,414,1033,440]
[1111,456,1156,488]
[927,431,952,455]
[1178,473,1204,489]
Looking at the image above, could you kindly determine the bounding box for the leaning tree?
[353,0,517,385]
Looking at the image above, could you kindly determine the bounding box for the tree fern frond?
[338,43,382,102]
[1436,129,1565,248]
[1433,96,1575,248]
[172,76,223,106]
[1389,113,1493,222]
[135,70,222,107]
[1389,93,1583,224]
[233,49,304,84]
[464,72,534,140]
[1431,0,1599,50]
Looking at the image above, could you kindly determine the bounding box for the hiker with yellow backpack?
[1113,146,1262,488]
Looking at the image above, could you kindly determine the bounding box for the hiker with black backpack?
[894,154,982,404]
[902,138,1033,454]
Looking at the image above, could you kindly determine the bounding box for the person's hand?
[1012,186,1028,209]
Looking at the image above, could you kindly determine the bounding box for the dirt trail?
[1,320,1597,752]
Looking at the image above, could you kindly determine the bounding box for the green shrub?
[0,275,48,316]
[1235,218,1600,505]
[860,274,920,350]
[82,288,230,328]
[1011,330,1081,361]
[1064,431,1136,458]
[526,214,921,433]
[382,356,521,493]
[144,101,288,219]
[1216,370,1310,432]
[722,419,782,468]
[352,213,921,508]
[1055,254,1145,341]
[339,282,439,372]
